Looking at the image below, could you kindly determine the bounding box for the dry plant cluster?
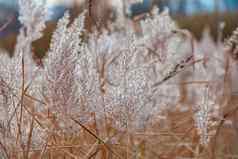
[0,0,238,158]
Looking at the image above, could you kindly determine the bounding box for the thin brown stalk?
[1,76,45,129]
[25,116,34,159]
[176,80,218,85]
[88,147,100,159]
[153,58,204,88]
[83,141,99,159]
[61,149,79,159]
[164,125,195,158]
[71,117,123,159]
[40,136,50,159]
[24,93,47,106]
[211,104,238,159]
[18,53,25,146]
[0,139,10,159]
[210,52,232,159]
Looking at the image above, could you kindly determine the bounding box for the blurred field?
[0,10,237,58]
[176,11,238,40]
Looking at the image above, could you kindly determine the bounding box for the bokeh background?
[0,0,237,56]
